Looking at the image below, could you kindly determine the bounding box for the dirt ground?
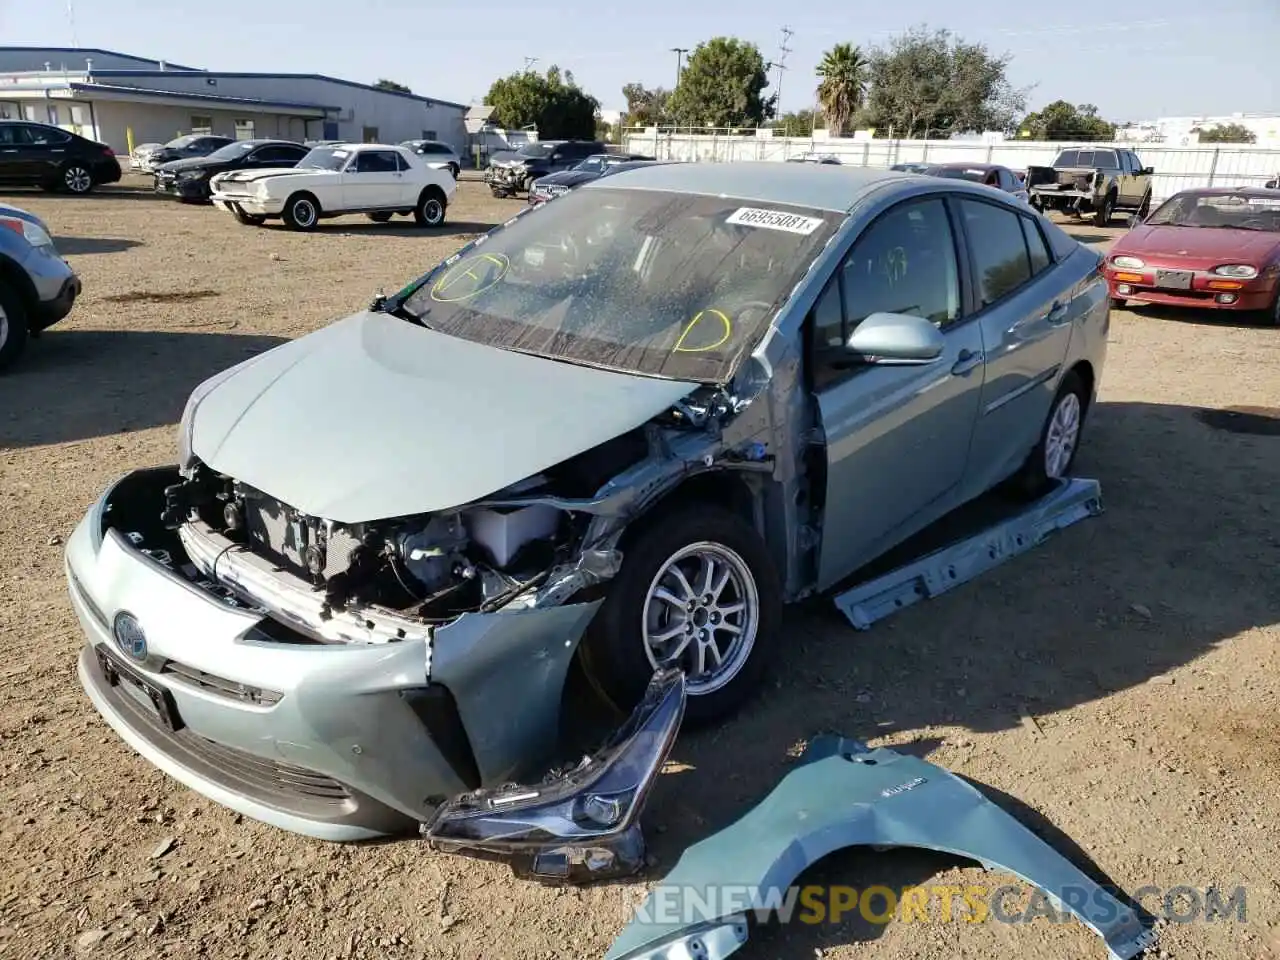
[1,173,1278,960]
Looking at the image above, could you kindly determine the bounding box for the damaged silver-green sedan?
[68,161,1108,839]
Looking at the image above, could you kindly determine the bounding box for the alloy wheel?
[1044,392,1082,479]
[641,541,759,695]
[64,166,93,193]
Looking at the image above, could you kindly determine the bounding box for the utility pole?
[670,47,688,88]
[774,26,793,117]
[67,0,78,47]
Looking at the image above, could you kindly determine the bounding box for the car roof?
[930,161,1002,171]
[581,160,909,213]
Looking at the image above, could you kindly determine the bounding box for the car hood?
[1118,224,1280,262]
[213,167,321,184]
[535,170,598,188]
[189,310,698,522]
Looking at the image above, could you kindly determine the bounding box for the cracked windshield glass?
[401,187,839,382]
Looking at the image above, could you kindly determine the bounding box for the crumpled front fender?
[606,736,1155,960]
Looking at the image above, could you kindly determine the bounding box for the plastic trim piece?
[833,477,1103,630]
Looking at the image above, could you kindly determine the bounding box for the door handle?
[951,349,984,376]
[1045,300,1070,325]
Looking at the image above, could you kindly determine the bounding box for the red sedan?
[1104,188,1280,324]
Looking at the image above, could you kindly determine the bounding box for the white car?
[208,143,456,231]
[400,139,462,179]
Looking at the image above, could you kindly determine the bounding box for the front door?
[10,123,65,183]
[342,149,403,208]
[814,195,986,590]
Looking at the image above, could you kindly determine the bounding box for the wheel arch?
[0,254,39,314]
[419,183,448,205]
[1066,359,1096,413]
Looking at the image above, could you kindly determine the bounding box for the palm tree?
[815,43,868,137]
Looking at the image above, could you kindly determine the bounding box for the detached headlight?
[0,215,54,249]
[1211,264,1258,279]
[1110,255,1145,270]
[424,669,685,884]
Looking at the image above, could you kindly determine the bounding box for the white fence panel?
[623,129,1280,201]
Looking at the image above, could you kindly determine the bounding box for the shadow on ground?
[0,329,286,448]
[1125,301,1275,330]
[259,219,497,240]
[627,397,1278,956]
[0,186,171,203]
[55,236,144,255]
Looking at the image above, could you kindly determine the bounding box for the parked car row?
[0,120,122,194]
[527,152,658,205]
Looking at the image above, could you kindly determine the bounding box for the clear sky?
[3,0,1276,120]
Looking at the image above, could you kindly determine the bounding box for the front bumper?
[155,175,211,201]
[1105,267,1276,311]
[211,194,284,216]
[67,468,602,840]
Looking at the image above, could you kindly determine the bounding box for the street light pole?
[670,47,688,88]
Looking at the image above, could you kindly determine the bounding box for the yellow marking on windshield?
[673,309,733,353]
[430,253,510,302]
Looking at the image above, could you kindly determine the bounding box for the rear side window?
[1021,217,1052,275]
[1055,150,1080,167]
[20,124,71,145]
[355,150,399,172]
[959,199,1033,306]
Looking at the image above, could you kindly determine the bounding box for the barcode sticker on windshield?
[726,207,824,235]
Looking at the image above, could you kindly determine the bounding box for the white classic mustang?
[209,143,456,231]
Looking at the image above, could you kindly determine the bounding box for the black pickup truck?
[1026,147,1154,225]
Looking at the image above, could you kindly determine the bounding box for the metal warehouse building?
[0,47,468,156]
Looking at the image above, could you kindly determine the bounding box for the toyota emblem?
[112,611,148,662]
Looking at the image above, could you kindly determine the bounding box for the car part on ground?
[0,203,82,371]
[1026,147,1153,224]
[424,668,684,884]
[209,143,455,230]
[606,735,1156,960]
[70,163,1108,836]
[1104,187,1280,323]
[834,477,1102,630]
[0,119,122,194]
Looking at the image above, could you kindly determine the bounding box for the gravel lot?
[1,174,1278,960]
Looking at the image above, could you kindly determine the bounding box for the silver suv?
[400,139,461,179]
[0,203,81,371]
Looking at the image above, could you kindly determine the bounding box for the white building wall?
[91,73,468,152]
[87,100,315,152]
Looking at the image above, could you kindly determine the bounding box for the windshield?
[516,143,554,158]
[1145,192,1280,231]
[165,135,201,149]
[930,167,987,182]
[398,187,840,383]
[206,141,259,161]
[296,146,351,172]
[573,157,609,174]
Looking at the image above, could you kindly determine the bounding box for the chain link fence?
[621,127,1280,200]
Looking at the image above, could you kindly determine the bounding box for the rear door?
[955,197,1075,488]
[813,194,987,589]
[342,149,403,208]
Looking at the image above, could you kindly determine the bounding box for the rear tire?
[283,193,320,231]
[1012,370,1089,497]
[0,285,31,373]
[1137,191,1152,220]
[1095,193,1114,226]
[61,163,95,195]
[414,188,447,227]
[578,505,782,726]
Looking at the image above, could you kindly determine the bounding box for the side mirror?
[845,312,946,365]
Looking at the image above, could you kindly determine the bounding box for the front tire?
[1013,370,1089,496]
[414,188,447,227]
[282,193,320,231]
[0,285,31,373]
[579,505,782,726]
[61,164,94,194]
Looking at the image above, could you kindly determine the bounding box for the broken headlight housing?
[423,668,685,884]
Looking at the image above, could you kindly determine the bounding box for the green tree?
[373,79,412,94]
[775,109,822,136]
[1018,101,1116,141]
[863,25,1028,138]
[484,66,600,139]
[815,43,868,136]
[666,37,773,128]
[1196,123,1256,144]
[621,83,671,127]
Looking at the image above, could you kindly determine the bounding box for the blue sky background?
[3,0,1276,120]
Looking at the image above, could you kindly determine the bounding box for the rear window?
[1054,150,1080,167]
